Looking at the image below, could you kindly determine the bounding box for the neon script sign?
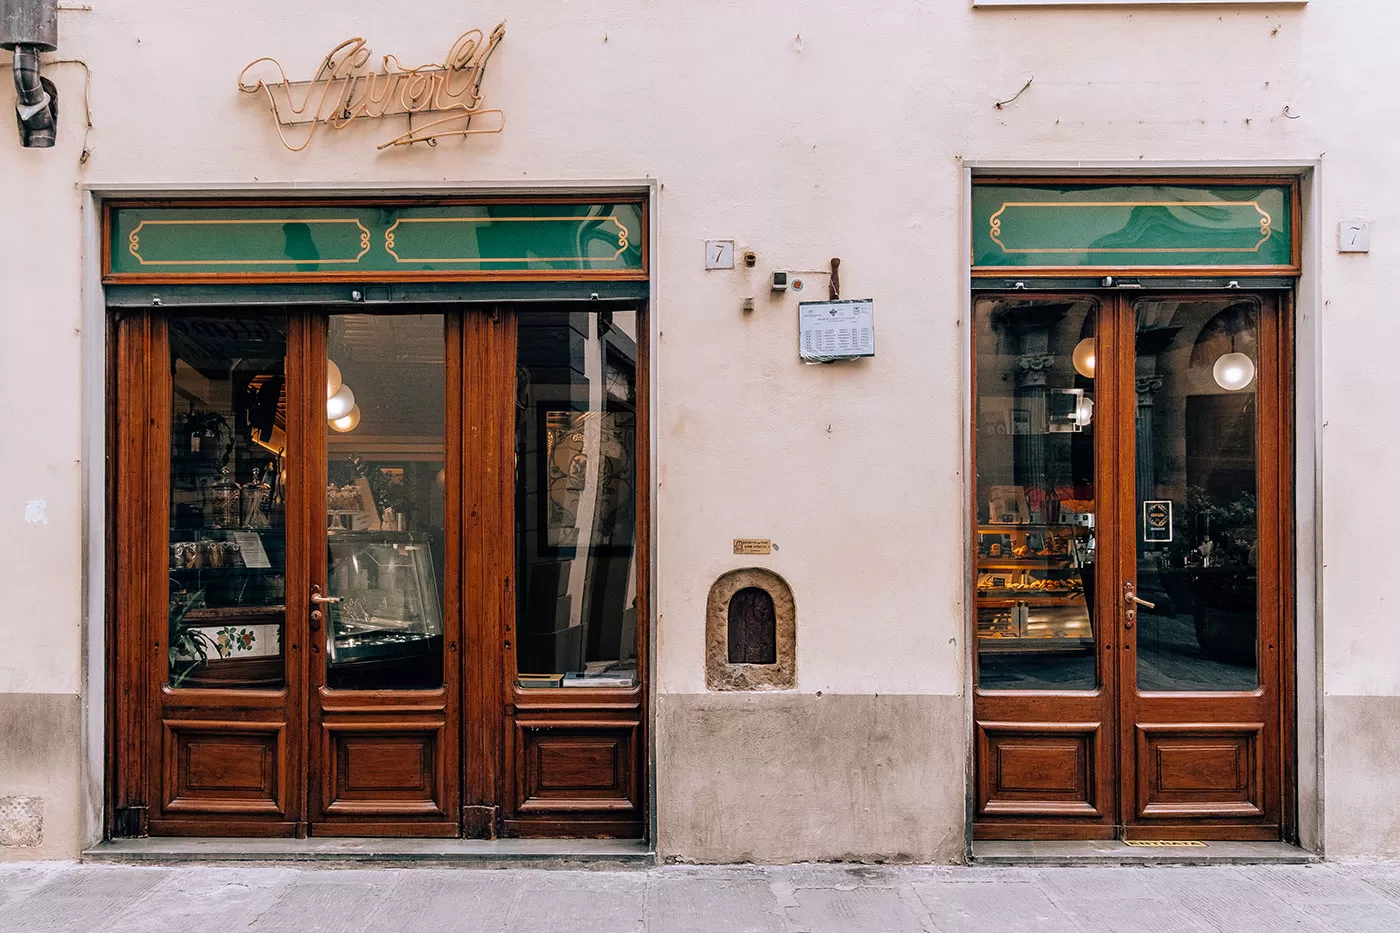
[238,25,505,151]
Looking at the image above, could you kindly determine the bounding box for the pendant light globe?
[327,384,356,420]
[329,404,361,433]
[326,359,343,400]
[1072,337,1096,379]
[1212,352,1256,391]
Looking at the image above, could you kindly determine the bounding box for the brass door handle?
[310,593,341,605]
[1127,594,1156,610]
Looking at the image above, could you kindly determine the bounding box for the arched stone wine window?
[705,568,795,690]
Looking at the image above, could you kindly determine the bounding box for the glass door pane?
[974,298,1100,691]
[167,314,289,689]
[1133,298,1260,692]
[514,310,639,689]
[322,313,447,690]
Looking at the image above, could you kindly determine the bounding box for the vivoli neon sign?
[238,24,505,152]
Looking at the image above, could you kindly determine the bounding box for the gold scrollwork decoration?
[125,218,372,266]
[988,200,1275,255]
[382,215,633,265]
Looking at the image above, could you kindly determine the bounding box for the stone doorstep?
[971,839,1320,867]
[83,837,654,868]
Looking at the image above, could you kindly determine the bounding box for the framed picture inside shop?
[539,405,637,557]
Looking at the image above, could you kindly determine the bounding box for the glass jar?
[206,468,241,529]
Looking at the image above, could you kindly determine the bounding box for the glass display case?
[325,530,443,685]
[975,521,1094,655]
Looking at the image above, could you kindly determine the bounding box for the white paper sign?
[799,299,875,363]
[230,531,272,569]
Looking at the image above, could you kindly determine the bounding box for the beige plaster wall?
[657,693,965,863]
[0,0,1392,859]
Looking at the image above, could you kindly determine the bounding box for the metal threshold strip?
[84,837,653,867]
[971,840,1317,867]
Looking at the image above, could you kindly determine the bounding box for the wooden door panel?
[321,721,448,817]
[971,293,1126,840]
[1135,723,1264,820]
[1118,293,1287,840]
[516,722,639,814]
[504,687,644,837]
[162,719,288,816]
[976,721,1104,819]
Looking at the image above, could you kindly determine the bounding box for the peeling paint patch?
[23,498,48,525]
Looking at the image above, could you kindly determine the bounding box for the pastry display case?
[976,513,1095,655]
[325,530,443,678]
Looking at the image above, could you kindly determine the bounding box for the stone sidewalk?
[3,860,1400,932]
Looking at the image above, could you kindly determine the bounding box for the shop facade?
[0,1,1394,862]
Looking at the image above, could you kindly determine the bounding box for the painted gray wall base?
[0,693,80,861]
[656,692,964,863]
[1324,695,1400,857]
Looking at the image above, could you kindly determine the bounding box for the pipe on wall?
[12,47,56,147]
[2,0,59,148]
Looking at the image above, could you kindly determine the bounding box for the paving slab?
[1036,864,1253,900]
[101,867,290,933]
[912,881,1080,933]
[355,870,521,933]
[652,876,785,933]
[1293,900,1400,933]
[1043,895,1213,933]
[244,878,398,933]
[1,858,1398,933]
[783,885,927,933]
[1170,881,1317,933]
[506,881,646,933]
[1250,864,1389,903]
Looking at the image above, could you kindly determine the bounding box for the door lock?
[309,585,340,633]
[1123,583,1154,632]
[1123,582,1155,630]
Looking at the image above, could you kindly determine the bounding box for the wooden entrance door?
[971,292,1292,841]
[109,304,647,839]
[304,310,462,835]
[111,308,464,837]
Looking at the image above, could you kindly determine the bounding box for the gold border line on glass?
[384,215,631,263]
[128,219,372,266]
[988,201,1273,254]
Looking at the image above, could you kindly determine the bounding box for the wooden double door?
[109,304,647,838]
[972,291,1293,841]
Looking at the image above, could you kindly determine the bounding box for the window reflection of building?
[516,310,639,685]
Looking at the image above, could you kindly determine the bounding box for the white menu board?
[799,299,875,363]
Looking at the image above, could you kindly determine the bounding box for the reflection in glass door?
[168,314,289,690]
[975,298,1100,691]
[972,295,1119,840]
[1119,294,1285,841]
[321,314,447,691]
[1133,298,1260,692]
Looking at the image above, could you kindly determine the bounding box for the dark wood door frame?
[971,291,1296,842]
[107,302,650,840]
